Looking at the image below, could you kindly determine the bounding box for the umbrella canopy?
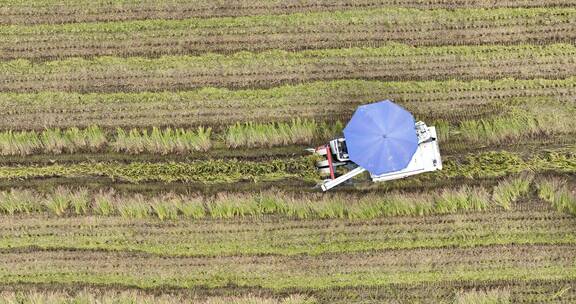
[343,100,418,175]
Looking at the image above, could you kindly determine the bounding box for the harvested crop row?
[0,175,541,219]
[3,0,574,25]
[3,8,575,60]
[1,44,574,93]
[1,78,574,130]
[0,150,573,183]
[1,206,573,257]
[0,244,573,290]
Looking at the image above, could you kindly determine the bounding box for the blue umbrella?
[343,100,418,175]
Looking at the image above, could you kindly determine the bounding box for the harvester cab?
[309,100,442,191]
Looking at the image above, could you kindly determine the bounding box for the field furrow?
[3,0,575,25]
[1,44,574,93]
[2,8,575,59]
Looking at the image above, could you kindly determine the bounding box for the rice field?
[0,0,575,303]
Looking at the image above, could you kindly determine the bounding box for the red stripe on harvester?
[326,145,335,180]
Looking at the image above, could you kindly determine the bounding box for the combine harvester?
[310,100,442,191]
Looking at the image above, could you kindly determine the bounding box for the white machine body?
[371,125,442,182]
[310,121,442,191]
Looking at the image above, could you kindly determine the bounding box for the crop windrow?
[1,207,573,258]
[0,157,319,183]
[0,150,573,184]
[3,283,565,304]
